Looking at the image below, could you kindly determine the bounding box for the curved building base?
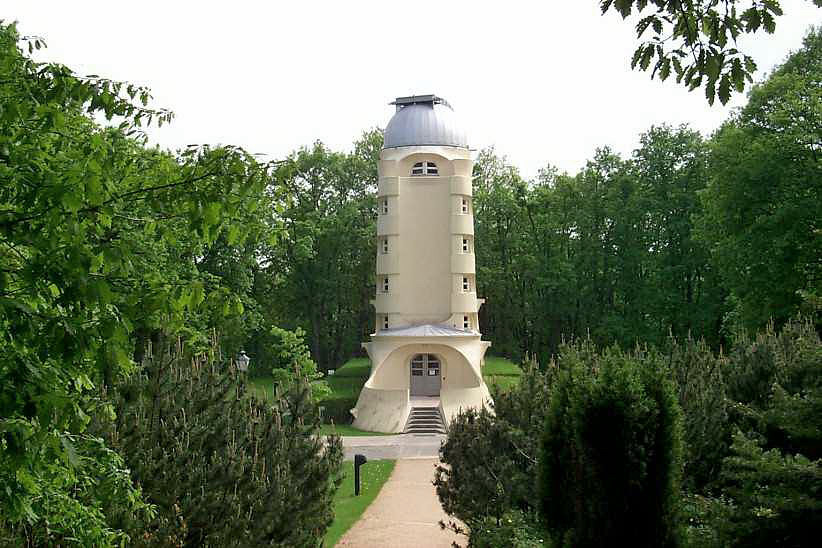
[351,326,493,434]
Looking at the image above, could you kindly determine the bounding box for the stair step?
[404,406,446,434]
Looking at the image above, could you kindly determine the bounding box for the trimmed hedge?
[540,343,683,547]
[320,396,358,425]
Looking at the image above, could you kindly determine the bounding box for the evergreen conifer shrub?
[665,336,729,490]
[708,316,822,546]
[539,344,683,547]
[100,337,343,547]
[435,357,554,527]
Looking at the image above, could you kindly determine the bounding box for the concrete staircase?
[404,406,446,434]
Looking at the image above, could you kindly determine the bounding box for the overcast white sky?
[5,1,820,177]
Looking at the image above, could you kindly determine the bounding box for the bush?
[100,338,343,546]
[435,407,533,525]
[539,343,683,547]
[320,395,359,425]
[665,335,729,490]
[262,326,330,401]
[463,511,549,548]
[717,430,822,547]
[696,316,822,546]
[435,358,554,526]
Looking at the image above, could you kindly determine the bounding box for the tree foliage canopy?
[600,1,822,104]
[0,21,279,543]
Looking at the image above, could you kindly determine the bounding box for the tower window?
[381,238,389,254]
[462,276,470,292]
[463,315,470,329]
[382,277,390,293]
[382,198,389,214]
[462,237,471,253]
[461,197,470,214]
[411,161,438,176]
[383,315,389,329]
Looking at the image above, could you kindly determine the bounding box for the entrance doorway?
[410,354,441,396]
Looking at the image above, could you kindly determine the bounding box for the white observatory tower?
[351,95,493,434]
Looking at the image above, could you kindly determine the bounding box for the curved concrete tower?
[351,95,492,433]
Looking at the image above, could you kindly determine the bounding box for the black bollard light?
[354,453,368,496]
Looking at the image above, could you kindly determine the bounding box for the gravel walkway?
[336,458,465,548]
[341,434,444,461]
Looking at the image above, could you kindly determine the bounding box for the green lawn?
[324,459,395,547]
[330,357,371,378]
[247,376,276,401]
[319,424,393,437]
[247,357,371,402]
[482,356,522,390]
[249,358,372,425]
[327,358,370,395]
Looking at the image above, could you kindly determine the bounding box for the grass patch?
[247,376,277,401]
[326,358,370,398]
[482,357,522,390]
[324,459,395,547]
[249,358,372,424]
[322,358,371,423]
[484,374,522,390]
[319,424,393,437]
[330,357,371,378]
[482,356,522,377]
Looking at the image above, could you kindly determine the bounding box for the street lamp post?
[237,351,250,372]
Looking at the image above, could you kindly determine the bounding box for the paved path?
[337,458,465,548]
[342,434,444,461]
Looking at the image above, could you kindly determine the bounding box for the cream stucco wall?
[351,143,494,433]
[352,336,492,433]
[375,145,480,329]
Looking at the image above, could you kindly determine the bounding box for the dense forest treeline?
[257,29,820,370]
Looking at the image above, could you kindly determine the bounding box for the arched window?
[411,161,438,176]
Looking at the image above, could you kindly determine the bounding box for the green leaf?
[190,281,205,307]
[718,73,731,105]
[204,202,221,226]
[731,58,746,92]
[762,11,776,33]
[705,79,716,105]
[639,44,655,70]
[631,45,645,69]
[60,191,83,212]
[227,224,241,245]
[659,58,671,81]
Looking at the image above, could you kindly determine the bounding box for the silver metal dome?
[383,95,468,149]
